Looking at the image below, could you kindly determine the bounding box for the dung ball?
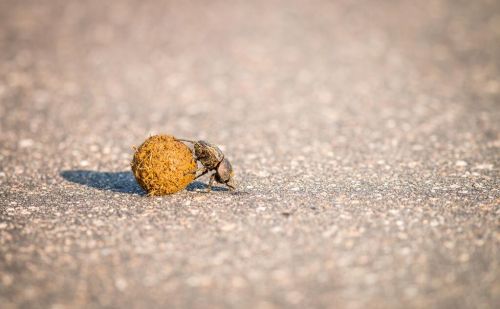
[131,135,196,195]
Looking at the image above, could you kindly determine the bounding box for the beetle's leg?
[194,168,209,180]
[176,138,198,157]
[207,174,216,192]
[175,138,196,144]
[184,166,204,176]
[226,182,236,191]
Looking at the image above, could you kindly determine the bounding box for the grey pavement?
[0,0,499,308]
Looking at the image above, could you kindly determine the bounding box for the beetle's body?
[193,141,224,170]
[176,139,236,191]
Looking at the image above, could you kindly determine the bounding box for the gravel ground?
[0,0,499,308]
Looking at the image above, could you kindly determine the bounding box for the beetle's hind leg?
[176,138,198,158]
[175,138,196,144]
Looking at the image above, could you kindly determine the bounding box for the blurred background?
[0,0,499,308]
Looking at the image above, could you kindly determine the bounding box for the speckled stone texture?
[0,0,499,308]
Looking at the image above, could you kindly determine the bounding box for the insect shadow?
[60,170,229,194]
[186,181,230,192]
[60,170,145,195]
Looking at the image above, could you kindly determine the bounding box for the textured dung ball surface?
[131,135,196,195]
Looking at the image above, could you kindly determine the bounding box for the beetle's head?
[216,158,236,190]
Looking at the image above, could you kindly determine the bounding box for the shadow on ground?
[186,181,229,192]
[61,170,144,194]
[60,170,228,194]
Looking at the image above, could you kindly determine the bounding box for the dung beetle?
[176,139,236,192]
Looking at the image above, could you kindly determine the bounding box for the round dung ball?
[131,135,196,195]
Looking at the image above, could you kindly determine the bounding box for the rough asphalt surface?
[1,1,499,308]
